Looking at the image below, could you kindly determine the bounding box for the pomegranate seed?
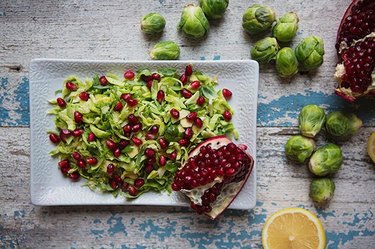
[196,96,205,106]
[69,171,80,181]
[74,111,83,123]
[178,138,189,146]
[56,97,66,108]
[149,125,159,134]
[72,128,84,137]
[60,164,71,175]
[145,133,155,140]
[124,70,135,80]
[159,155,167,166]
[107,164,115,174]
[127,98,138,107]
[132,123,142,133]
[109,178,118,189]
[179,74,188,84]
[190,81,201,90]
[152,73,161,81]
[141,74,153,82]
[99,76,108,86]
[158,138,168,149]
[72,151,81,161]
[157,90,165,103]
[58,159,70,168]
[145,163,154,173]
[114,102,123,112]
[128,185,138,196]
[170,108,180,119]
[118,139,129,149]
[127,114,138,124]
[49,133,60,143]
[181,89,193,98]
[121,93,132,102]
[106,139,117,151]
[121,182,130,191]
[123,124,132,133]
[194,117,203,128]
[77,159,86,168]
[183,127,193,139]
[59,129,71,141]
[66,81,77,91]
[169,151,177,161]
[186,112,197,122]
[185,65,193,76]
[79,92,89,101]
[134,178,145,188]
[131,137,143,146]
[86,157,98,165]
[113,148,121,158]
[171,183,181,191]
[222,88,232,100]
[223,110,232,121]
[145,148,156,158]
[146,80,153,89]
[87,132,96,142]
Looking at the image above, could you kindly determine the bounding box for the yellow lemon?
[367,132,375,163]
[262,207,326,249]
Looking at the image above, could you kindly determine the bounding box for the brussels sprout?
[309,144,343,176]
[242,4,276,35]
[276,47,299,78]
[150,41,180,60]
[178,4,210,39]
[199,0,229,20]
[325,111,362,141]
[141,13,166,35]
[295,36,325,71]
[272,12,299,42]
[285,135,316,164]
[250,37,279,64]
[298,104,326,138]
[310,178,335,207]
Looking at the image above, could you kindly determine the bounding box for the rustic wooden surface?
[0,0,374,248]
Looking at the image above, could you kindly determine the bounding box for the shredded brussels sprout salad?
[47,65,238,199]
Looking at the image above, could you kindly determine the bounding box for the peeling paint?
[107,215,127,236]
[139,219,177,241]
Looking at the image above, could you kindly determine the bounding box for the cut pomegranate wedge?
[171,135,254,219]
[334,0,375,102]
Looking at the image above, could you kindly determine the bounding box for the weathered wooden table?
[1,0,374,248]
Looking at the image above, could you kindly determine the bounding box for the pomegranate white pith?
[172,135,254,219]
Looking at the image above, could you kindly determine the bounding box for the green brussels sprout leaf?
[325,111,362,141]
[276,47,299,78]
[285,135,316,164]
[295,36,325,71]
[250,37,279,64]
[310,178,335,207]
[298,104,326,138]
[309,144,343,176]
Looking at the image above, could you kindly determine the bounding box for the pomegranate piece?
[121,93,132,102]
[79,92,90,101]
[145,148,156,158]
[170,108,180,119]
[172,136,254,219]
[223,110,232,121]
[74,111,83,123]
[222,88,232,100]
[335,0,375,101]
[49,133,60,144]
[127,98,138,107]
[87,132,96,142]
[190,81,201,90]
[113,148,121,158]
[157,90,165,103]
[179,74,188,84]
[194,117,203,128]
[72,128,84,137]
[86,157,98,165]
[181,89,193,98]
[107,164,115,174]
[134,178,145,188]
[124,70,135,80]
[106,139,117,151]
[72,151,81,161]
[185,64,193,76]
[69,171,80,181]
[196,96,206,106]
[152,73,161,81]
[66,81,77,91]
[159,155,167,166]
[131,137,143,146]
[127,114,138,124]
[56,97,66,108]
[99,76,109,86]
[158,138,168,149]
[114,101,123,112]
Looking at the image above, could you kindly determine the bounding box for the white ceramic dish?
[29,59,259,209]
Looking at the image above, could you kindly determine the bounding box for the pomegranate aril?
[109,178,118,190]
[132,123,142,133]
[145,133,156,140]
[158,138,168,149]
[77,159,87,168]
[72,128,84,137]
[66,81,78,91]
[79,92,90,101]
[149,125,159,134]
[123,124,132,133]
[134,178,145,188]
[222,88,232,100]
[131,137,143,146]
[159,155,167,166]
[185,65,193,76]
[99,76,109,86]
[69,171,80,181]
[186,112,197,121]
[58,159,70,168]
[86,157,98,165]
[145,148,156,158]
[196,96,205,106]
[124,70,135,80]
[127,98,138,107]
[169,151,177,161]
[181,89,193,98]
[183,127,193,139]
[145,163,154,173]
[146,80,153,90]
[118,139,129,150]
[179,74,188,84]
[113,148,121,158]
[121,93,132,102]
[171,183,181,191]
[114,102,123,112]
[194,117,203,128]
[121,182,130,191]
[178,138,189,147]
[74,111,83,123]
[57,97,67,108]
[170,108,180,119]
[157,90,165,103]
[106,139,117,151]
[60,129,71,141]
[152,73,161,81]
[128,186,138,196]
[223,110,232,121]
[107,164,115,174]
[72,152,81,161]
[128,114,138,124]
[190,81,201,90]
[87,132,96,142]
[49,133,60,143]
[60,165,71,175]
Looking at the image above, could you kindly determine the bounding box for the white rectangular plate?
[29,59,259,210]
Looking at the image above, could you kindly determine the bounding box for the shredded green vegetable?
[48,66,238,199]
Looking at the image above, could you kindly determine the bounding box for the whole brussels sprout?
[309,144,343,176]
[310,178,335,207]
[141,13,166,35]
[250,37,279,64]
[199,0,229,20]
[298,105,326,138]
[272,12,299,42]
[276,47,299,78]
[325,111,362,141]
[242,4,276,35]
[295,36,325,71]
[150,41,180,60]
[285,135,316,164]
[178,4,210,39]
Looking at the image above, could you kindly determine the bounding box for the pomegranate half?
[171,135,254,219]
[334,0,375,102]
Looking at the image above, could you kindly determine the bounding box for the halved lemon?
[367,132,375,163]
[262,207,326,249]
